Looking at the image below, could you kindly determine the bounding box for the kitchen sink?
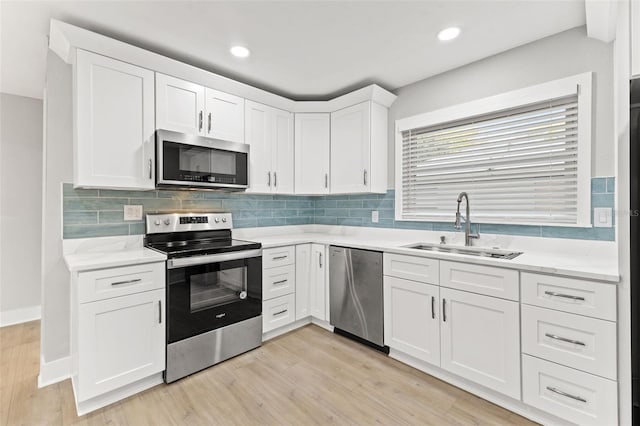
[403,243,523,260]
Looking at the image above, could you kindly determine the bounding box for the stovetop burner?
[144,212,261,258]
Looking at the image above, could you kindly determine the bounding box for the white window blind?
[400,94,584,225]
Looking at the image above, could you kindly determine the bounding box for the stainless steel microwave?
[156,129,249,191]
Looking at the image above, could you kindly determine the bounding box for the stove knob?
[164,219,171,226]
[222,218,227,223]
[214,217,220,223]
[154,220,161,226]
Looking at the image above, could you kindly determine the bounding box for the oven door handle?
[167,249,262,269]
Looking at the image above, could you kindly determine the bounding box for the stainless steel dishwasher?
[329,246,386,351]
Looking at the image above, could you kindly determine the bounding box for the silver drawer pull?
[273,309,288,316]
[546,386,587,403]
[272,255,288,260]
[545,333,586,346]
[273,279,288,286]
[544,291,585,301]
[111,278,142,286]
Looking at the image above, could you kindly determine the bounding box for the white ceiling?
[0,1,586,101]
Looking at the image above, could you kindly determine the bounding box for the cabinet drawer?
[521,273,616,321]
[263,246,295,268]
[522,355,617,426]
[263,294,296,333]
[263,264,296,301]
[440,261,519,300]
[522,305,616,380]
[383,253,439,284]
[77,262,165,303]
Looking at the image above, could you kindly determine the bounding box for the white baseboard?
[310,317,334,332]
[262,317,311,341]
[0,305,41,327]
[38,355,71,388]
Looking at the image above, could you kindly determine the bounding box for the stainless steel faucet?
[454,192,480,246]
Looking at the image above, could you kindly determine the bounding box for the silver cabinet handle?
[363,169,368,185]
[208,112,212,133]
[273,279,288,286]
[442,298,447,322]
[274,309,288,316]
[272,255,287,260]
[148,159,152,179]
[158,300,162,324]
[545,333,586,346]
[325,173,328,188]
[319,252,323,268]
[545,291,585,301]
[111,278,142,286]
[267,171,271,187]
[431,296,435,319]
[274,171,277,188]
[546,386,587,403]
[198,110,203,132]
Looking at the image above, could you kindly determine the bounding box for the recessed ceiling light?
[437,27,461,42]
[230,46,250,58]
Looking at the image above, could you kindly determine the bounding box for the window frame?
[394,72,593,227]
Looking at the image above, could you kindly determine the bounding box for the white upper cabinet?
[294,113,330,194]
[204,88,244,143]
[330,101,388,194]
[245,100,294,194]
[155,73,205,135]
[156,73,244,142]
[633,1,640,78]
[74,50,155,190]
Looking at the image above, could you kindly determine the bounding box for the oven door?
[166,251,262,344]
[156,129,249,190]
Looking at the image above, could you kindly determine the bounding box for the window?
[395,73,592,226]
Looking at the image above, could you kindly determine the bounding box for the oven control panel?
[146,213,233,234]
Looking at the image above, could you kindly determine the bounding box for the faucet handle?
[440,236,446,245]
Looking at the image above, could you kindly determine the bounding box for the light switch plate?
[124,205,143,221]
[593,207,612,228]
[371,210,379,223]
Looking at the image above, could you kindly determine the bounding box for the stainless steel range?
[144,212,262,383]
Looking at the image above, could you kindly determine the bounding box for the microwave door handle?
[167,249,263,269]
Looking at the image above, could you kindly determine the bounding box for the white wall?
[0,93,43,325]
[40,51,73,365]
[388,26,615,187]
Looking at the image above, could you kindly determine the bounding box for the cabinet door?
[245,100,273,193]
[77,289,165,401]
[310,244,326,321]
[273,109,295,194]
[294,113,330,194]
[75,50,155,189]
[384,277,440,365]
[295,244,312,320]
[440,287,520,399]
[204,88,244,143]
[156,73,205,135]
[330,102,370,194]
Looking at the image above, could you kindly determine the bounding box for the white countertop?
[63,235,167,272]
[235,226,620,283]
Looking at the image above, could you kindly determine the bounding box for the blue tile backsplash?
[62,177,615,241]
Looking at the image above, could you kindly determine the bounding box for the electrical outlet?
[371,210,379,223]
[124,205,143,221]
[593,207,612,228]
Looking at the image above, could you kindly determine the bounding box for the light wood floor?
[1,321,537,425]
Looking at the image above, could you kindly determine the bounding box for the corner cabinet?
[155,73,244,143]
[330,101,388,194]
[74,50,155,190]
[294,113,330,194]
[245,101,294,194]
[294,243,328,322]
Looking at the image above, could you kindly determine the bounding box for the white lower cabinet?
[310,244,327,321]
[263,293,296,333]
[384,276,440,365]
[522,355,618,426]
[440,287,521,399]
[77,289,165,401]
[295,244,311,320]
[263,264,296,301]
